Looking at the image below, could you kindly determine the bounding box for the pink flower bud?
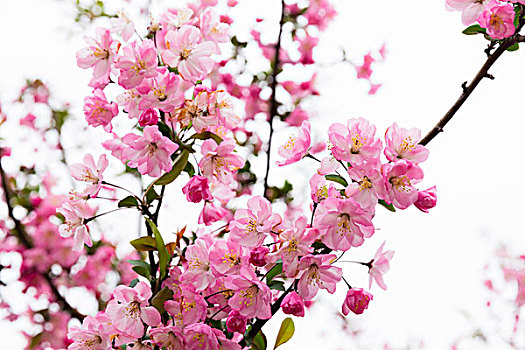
[138,108,159,127]
[249,246,270,267]
[226,310,247,333]
[281,291,305,317]
[182,176,213,203]
[342,288,372,316]
[414,186,437,213]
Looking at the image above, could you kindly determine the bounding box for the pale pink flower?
[149,326,184,350]
[184,323,220,350]
[200,9,229,52]
[177,90,217,132]
[83,89,118,132]
[317,156,340,176]
[225,276,272,319]
[165,286,207,328]
[137,67,185,113]
[384,123,429,164]
[70,154,108,197]
[106,281,161,338]
[56,202,91,251]
[297,254,342,300]
[209,240,251,277]
[110,11,135,42]
[117,88,142,119]
[275,216,316,277]
[369,241,395,290]
[76,27,120,80]
[182,175,213,203]
[314,198,374,251]
[328,118,382,165]
[181,238,215,290]
[342,288,373,315]
[199,139,245,184]
[345,162,386,210]
[228,196,282,248]
[414,186,437,213]
[285,107,309,127]
[277,120,311,166]
[67,314,111,350]
[122,125,179,177]
[446,0,490,25]
[382,160,424,210]
[478,0,515,39]
[116,39,159,89]
[310,173,339,203]
[281,291,305,317]
[208,90,239,129]
[162,25,215,82]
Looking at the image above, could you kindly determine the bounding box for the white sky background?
[1,0,525,349]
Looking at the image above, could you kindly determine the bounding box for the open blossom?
[165,286,207,328]
[297,254,342,300]
[181,238,215,290]
[182,175,213,203]
[137,67,185,113]
[76,27,119,80]
[106,281,161,338]
[209,240,251,276]
[228,196,282,248]
[369,241,395,290]
[57,202,91,251]
[384,123,429,164]
[83,89,118,132]
[445,0,490,25]
[122,125,179,177]
[277,120,311,166]
[281,291,305,317]
[200,9,229,51]
[346,162,387,210]
[382,160,424,209]
[70,154,108,197]
[414,186,437,213]
[149,326,184,350]
[67,314,112,350]
[199,139,245,184]
[342,288,373,315]
[110,10,135,42]
[225,276,272,319]
[314,197,375,251]
[116,39,158,89]
[328,118,382,165]
[184,323,220,350]
[162,25,215,82]
[478,0,515,40]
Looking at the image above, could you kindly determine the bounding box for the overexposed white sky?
[1,0,525,349]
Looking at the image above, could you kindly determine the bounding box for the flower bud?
[182,176,213,203]
[281,291,305,317]
[226,310,247,334]
[138,108,159,127]
[342,288,372,316]
[249,246,269,267]
[414,186,437,213]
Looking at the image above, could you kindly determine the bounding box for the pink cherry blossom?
[328,118,382,165]
[369,241,395,290]
[414,186,437,213]
[446,0,490,25]
[297,254,342,300]
[162,25,216,82]
[199,139,245,184]
[345,162,386,210]
[116,39,159,89]
[67,314,111,350]
[225,276,272,319]
[281,291,305,317]
[200,9,229,51]
[149,326,184,350]
[137,67,185,113]
[382,160,424,210]
[83,89,118,132]
[314,197,375,251]
[249,246,270,267]
[342,288,373,315]
[165,285,207,328]
[122,125,179,177]
[317,156,340,176]
[478,0,515,40]
[70,154,108,197]
[198,201,232,226]
[209,240,251,276]
[184,323,220,350]
[182,175,213,203]
[138,108,159,127]
[117,88,142,120]
[226,310,247,334]
[110,11,135,42]
[56,202,91,251]
[384,123,429,163]
[277,120,311,166]
[106,281,161,338]
[76,27,120,80]
[275,216,316,277]
[181,238,215,290]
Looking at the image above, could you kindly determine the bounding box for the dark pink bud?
[226,310,247,333]
[414,186,437,213]
[182,176,213,203]
[342,288,372,316]
[281,291,305,317]
[138,108,159,127]
[249,246,269,267]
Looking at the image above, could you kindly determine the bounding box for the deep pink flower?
[369,241,395,290]
[209,240,251,277]
[249,246,270,267]
[384,123,429,164]
[56,202,91,251]
[122,125,179,177]
[328,118,382,165]
[198,201,231,226]
[414,186,437,213]
[226,310,247,334]
[116,39,158,89]
[281,291,305,317]
[275,216,316,277]
[70,153,108,197]
[199,139,245,185]
[355,53,374,80]
[382,160,424,210]
[182,175,213,203]
[162,25,216,82]
[297,254,342,300]
[138,108,159,127]
[342,288,373,315]
[83,89,118,132]
[478,0,515,39]
[277,120,311,166]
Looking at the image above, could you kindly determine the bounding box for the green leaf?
[273,318,295,349]
[462,24,486,35]
[184,161,195,177]
[129,278,139,288]
[151,287,174,314]
[157,121,173,140]
[145,187,159,205]
[268,280,285,291]
[507,43,519,52]
[190,131,224,144]
[127,259,150,268]
[378,199,396,212]
[251,331,267,350]
[154,150,190,186]
[325,174,348,187]
[146,218,170,279]
[130,236,158,251]
[266,262,283,285]
[132,265,151,279]
[118,195,139,208]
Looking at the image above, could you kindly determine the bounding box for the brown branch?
[262,0,286,200]
[0,155,85,320]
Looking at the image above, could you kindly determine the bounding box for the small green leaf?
[507,43,519,52]
[273,318,295,349]
[157,121,173,140]
[251,331,267,350]
[145,187,159,205]
[184,161,195,177]
[266,262,283,285]
[378,199,396,212]
[462,24,486,35]
[151,287,174,313]
[127,259,150,268]
[118,195,139,208]
[146,218,171,279]
[129,278,139,288]
[155,150,190,186]
[325,174,348,187]
[190,131,224,144]
[130,236,157,251]
[132,265,151,279]
[268,280,285,291]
